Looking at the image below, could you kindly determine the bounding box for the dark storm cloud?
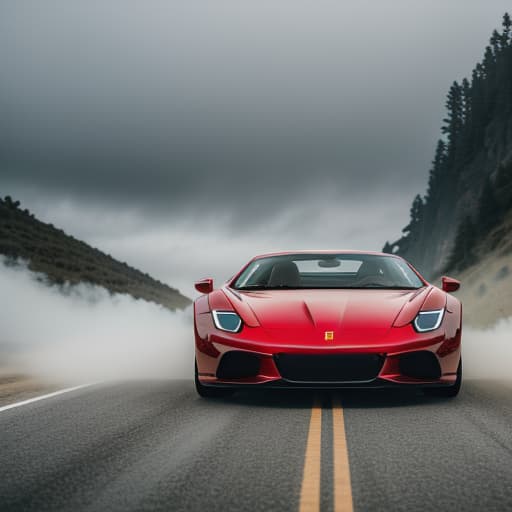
[1,0,511,224]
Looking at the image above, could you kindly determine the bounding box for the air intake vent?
[274,354,383,382]
[399,351,441,379]
[216,351,261,379]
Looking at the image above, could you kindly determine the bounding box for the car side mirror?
[441,276,460,293]
[195,278,214,294]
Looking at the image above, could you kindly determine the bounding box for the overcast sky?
[1,0,510,295]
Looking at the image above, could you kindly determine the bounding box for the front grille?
[274,353,384,382]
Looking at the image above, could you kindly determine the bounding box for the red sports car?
[193,251,462,398]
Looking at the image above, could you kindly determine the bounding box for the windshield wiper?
[235,285,267,290]
[349,285,420,290]
[235,284,299,290]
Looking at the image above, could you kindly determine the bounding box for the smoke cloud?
[0,259,194,382]
[463,320,512,380]
[0,258,509,384]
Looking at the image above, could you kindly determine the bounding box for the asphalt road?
[1,379,511,512]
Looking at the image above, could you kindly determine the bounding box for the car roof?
[251,250,401,260]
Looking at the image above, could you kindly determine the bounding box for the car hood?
[226,288,428,345]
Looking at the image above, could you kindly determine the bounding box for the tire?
[424,359,462,398]
[195,362,235,398]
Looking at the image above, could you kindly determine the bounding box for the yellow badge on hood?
[324,331,334,341]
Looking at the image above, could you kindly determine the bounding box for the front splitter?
[199,378,453,390]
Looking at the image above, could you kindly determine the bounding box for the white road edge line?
[0,383,97,413]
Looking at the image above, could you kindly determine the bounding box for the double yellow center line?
[299,398,353,512]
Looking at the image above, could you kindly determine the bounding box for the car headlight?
[212,310,243,333]
[413,309,444,332]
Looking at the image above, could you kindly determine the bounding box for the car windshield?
[233,253,424,290]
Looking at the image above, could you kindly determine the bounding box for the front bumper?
[195,328,461,389]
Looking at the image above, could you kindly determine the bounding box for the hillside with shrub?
[451,209,512,326]
[0,196,190,310]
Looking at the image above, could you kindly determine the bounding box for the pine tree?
[425,140,447,202]
[442,82,464,166]
[382,241,393,254]
[501,13,511,49]
[495,13,512,117]
[461,78,472,123]
[458,78,473,162]
[495,163,512,209]
[477,176,502,233]
[469,65,486,148]
[401,195,424,244]
[490,29,501,55]
[447,216,477,271]
[482,42,500,121]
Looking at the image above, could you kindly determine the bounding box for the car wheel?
[424,359,462,398]
[195,362,235,398]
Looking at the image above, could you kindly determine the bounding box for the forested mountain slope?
[384,13,512,280]
[0,196,190,310]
